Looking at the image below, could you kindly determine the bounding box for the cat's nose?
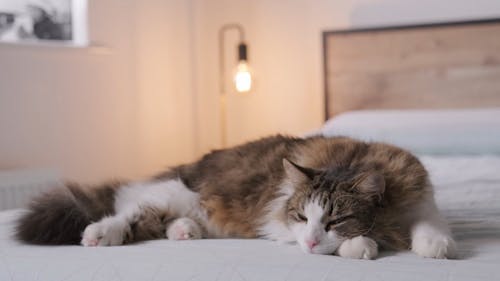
[306,240,318,249]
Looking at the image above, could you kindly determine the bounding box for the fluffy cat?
[16,135,457,259]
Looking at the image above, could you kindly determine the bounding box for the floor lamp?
[218,23,252,147]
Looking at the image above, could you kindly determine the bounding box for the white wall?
[0,0,197,182]
[192,0,500,152]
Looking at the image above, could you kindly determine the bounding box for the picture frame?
[0,0,88,47]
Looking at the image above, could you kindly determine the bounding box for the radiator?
[0,169,62,211]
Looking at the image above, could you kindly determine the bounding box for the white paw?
[166,217,202,240]
[336,236,378,259]
[81,217,130,247]
[412,233,457,259]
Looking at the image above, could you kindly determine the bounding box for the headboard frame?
[323,18,500,120]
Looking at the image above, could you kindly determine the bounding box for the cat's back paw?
[81,217,130,247]
[166,217,202,240]
[336,236,378,260]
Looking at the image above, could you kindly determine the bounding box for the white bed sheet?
[1,155,500,281]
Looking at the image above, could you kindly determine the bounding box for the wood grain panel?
[324,19,500,119]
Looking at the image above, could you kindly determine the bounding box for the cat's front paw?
[336,236,378,259]
[81,217,131,247]
[412,233,457,259]
[166,217,202,240]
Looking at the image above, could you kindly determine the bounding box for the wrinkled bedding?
[1,155,499,281]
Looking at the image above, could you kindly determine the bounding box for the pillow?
[321,108,500,155]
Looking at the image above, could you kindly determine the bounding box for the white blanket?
[1,155,499,281]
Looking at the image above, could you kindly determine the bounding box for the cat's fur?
[16,135,457,259]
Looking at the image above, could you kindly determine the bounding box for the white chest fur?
[257,180,296,242]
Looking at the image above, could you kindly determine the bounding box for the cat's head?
[283,159,384,255]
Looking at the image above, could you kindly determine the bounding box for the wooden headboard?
[323,18,500,120]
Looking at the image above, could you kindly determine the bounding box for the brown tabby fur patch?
[169,136,307,238]
[128,206,172,242]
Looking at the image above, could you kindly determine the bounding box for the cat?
[15,135,457,259]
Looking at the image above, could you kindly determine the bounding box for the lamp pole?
[218,23,247,148]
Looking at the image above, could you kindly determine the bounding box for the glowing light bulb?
[234,61,252,93]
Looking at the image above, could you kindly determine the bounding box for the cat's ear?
[355,172,385,195]
[283,158,318,182]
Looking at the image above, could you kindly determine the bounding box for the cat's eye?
[325,220,344,231]
[325,214,354,231]
[296,213,307,222]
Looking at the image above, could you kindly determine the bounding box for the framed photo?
[0,0,88,46]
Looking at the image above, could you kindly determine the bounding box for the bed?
[1,153,500,281]
[2,19,500,281]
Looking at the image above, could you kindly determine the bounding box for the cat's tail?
[15,182,121,245]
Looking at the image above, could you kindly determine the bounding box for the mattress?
[1,155,500,281]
